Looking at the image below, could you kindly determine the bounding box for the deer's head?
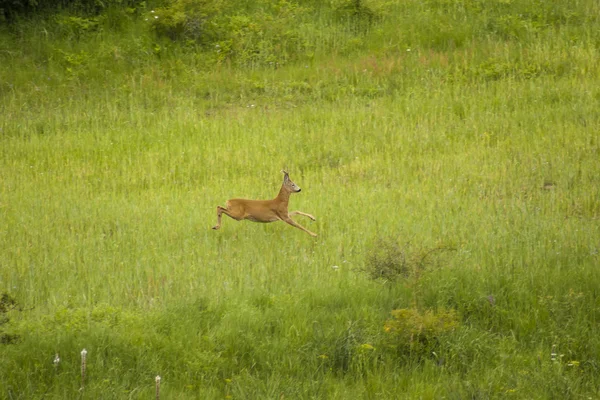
[281,170,301,193]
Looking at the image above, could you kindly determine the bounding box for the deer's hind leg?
[282,216,317,237]
[212,205,242,230]
[289,211,316,221]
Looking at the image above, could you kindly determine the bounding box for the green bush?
[383,308,460,359]
[363,238,455,282]
[149,0,226,44]
[54,15,100,38]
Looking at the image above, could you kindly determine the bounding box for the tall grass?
[1,0,599,398]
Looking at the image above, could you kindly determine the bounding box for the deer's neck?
[275,186,291,207]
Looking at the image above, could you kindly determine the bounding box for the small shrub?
[0,293,20,345]
[55,15,100,39]
[363,237,410,281]
[334,0,376,26]
[0,293,18,314]
[363,237,455,282]
[56,49,91,76]
[383,308,459,358]
[149,0,228,45]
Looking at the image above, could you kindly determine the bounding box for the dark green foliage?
[0,293,18,314]
[334,0,376,31]
[0,293,20,345]
[149,0,225,44]
[1,0,145,20]
[148,0,314,66]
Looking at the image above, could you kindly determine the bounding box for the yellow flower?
[360,343,375,351]
[318,354,328,360]
[568,361,580,367]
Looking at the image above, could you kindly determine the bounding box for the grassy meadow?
[1,0,600,398]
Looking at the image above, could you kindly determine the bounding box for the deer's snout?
[296,188,302,192]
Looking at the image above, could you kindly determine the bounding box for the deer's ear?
[281,170,289,180]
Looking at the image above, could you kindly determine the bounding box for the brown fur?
[212,171,317,237]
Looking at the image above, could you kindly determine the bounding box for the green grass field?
[1,0,600,398]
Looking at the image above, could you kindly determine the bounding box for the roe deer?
[212,170,317,237]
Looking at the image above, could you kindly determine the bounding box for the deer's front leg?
[282,217,317,237]
[212,206,224,230]
[289,211,316,221]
